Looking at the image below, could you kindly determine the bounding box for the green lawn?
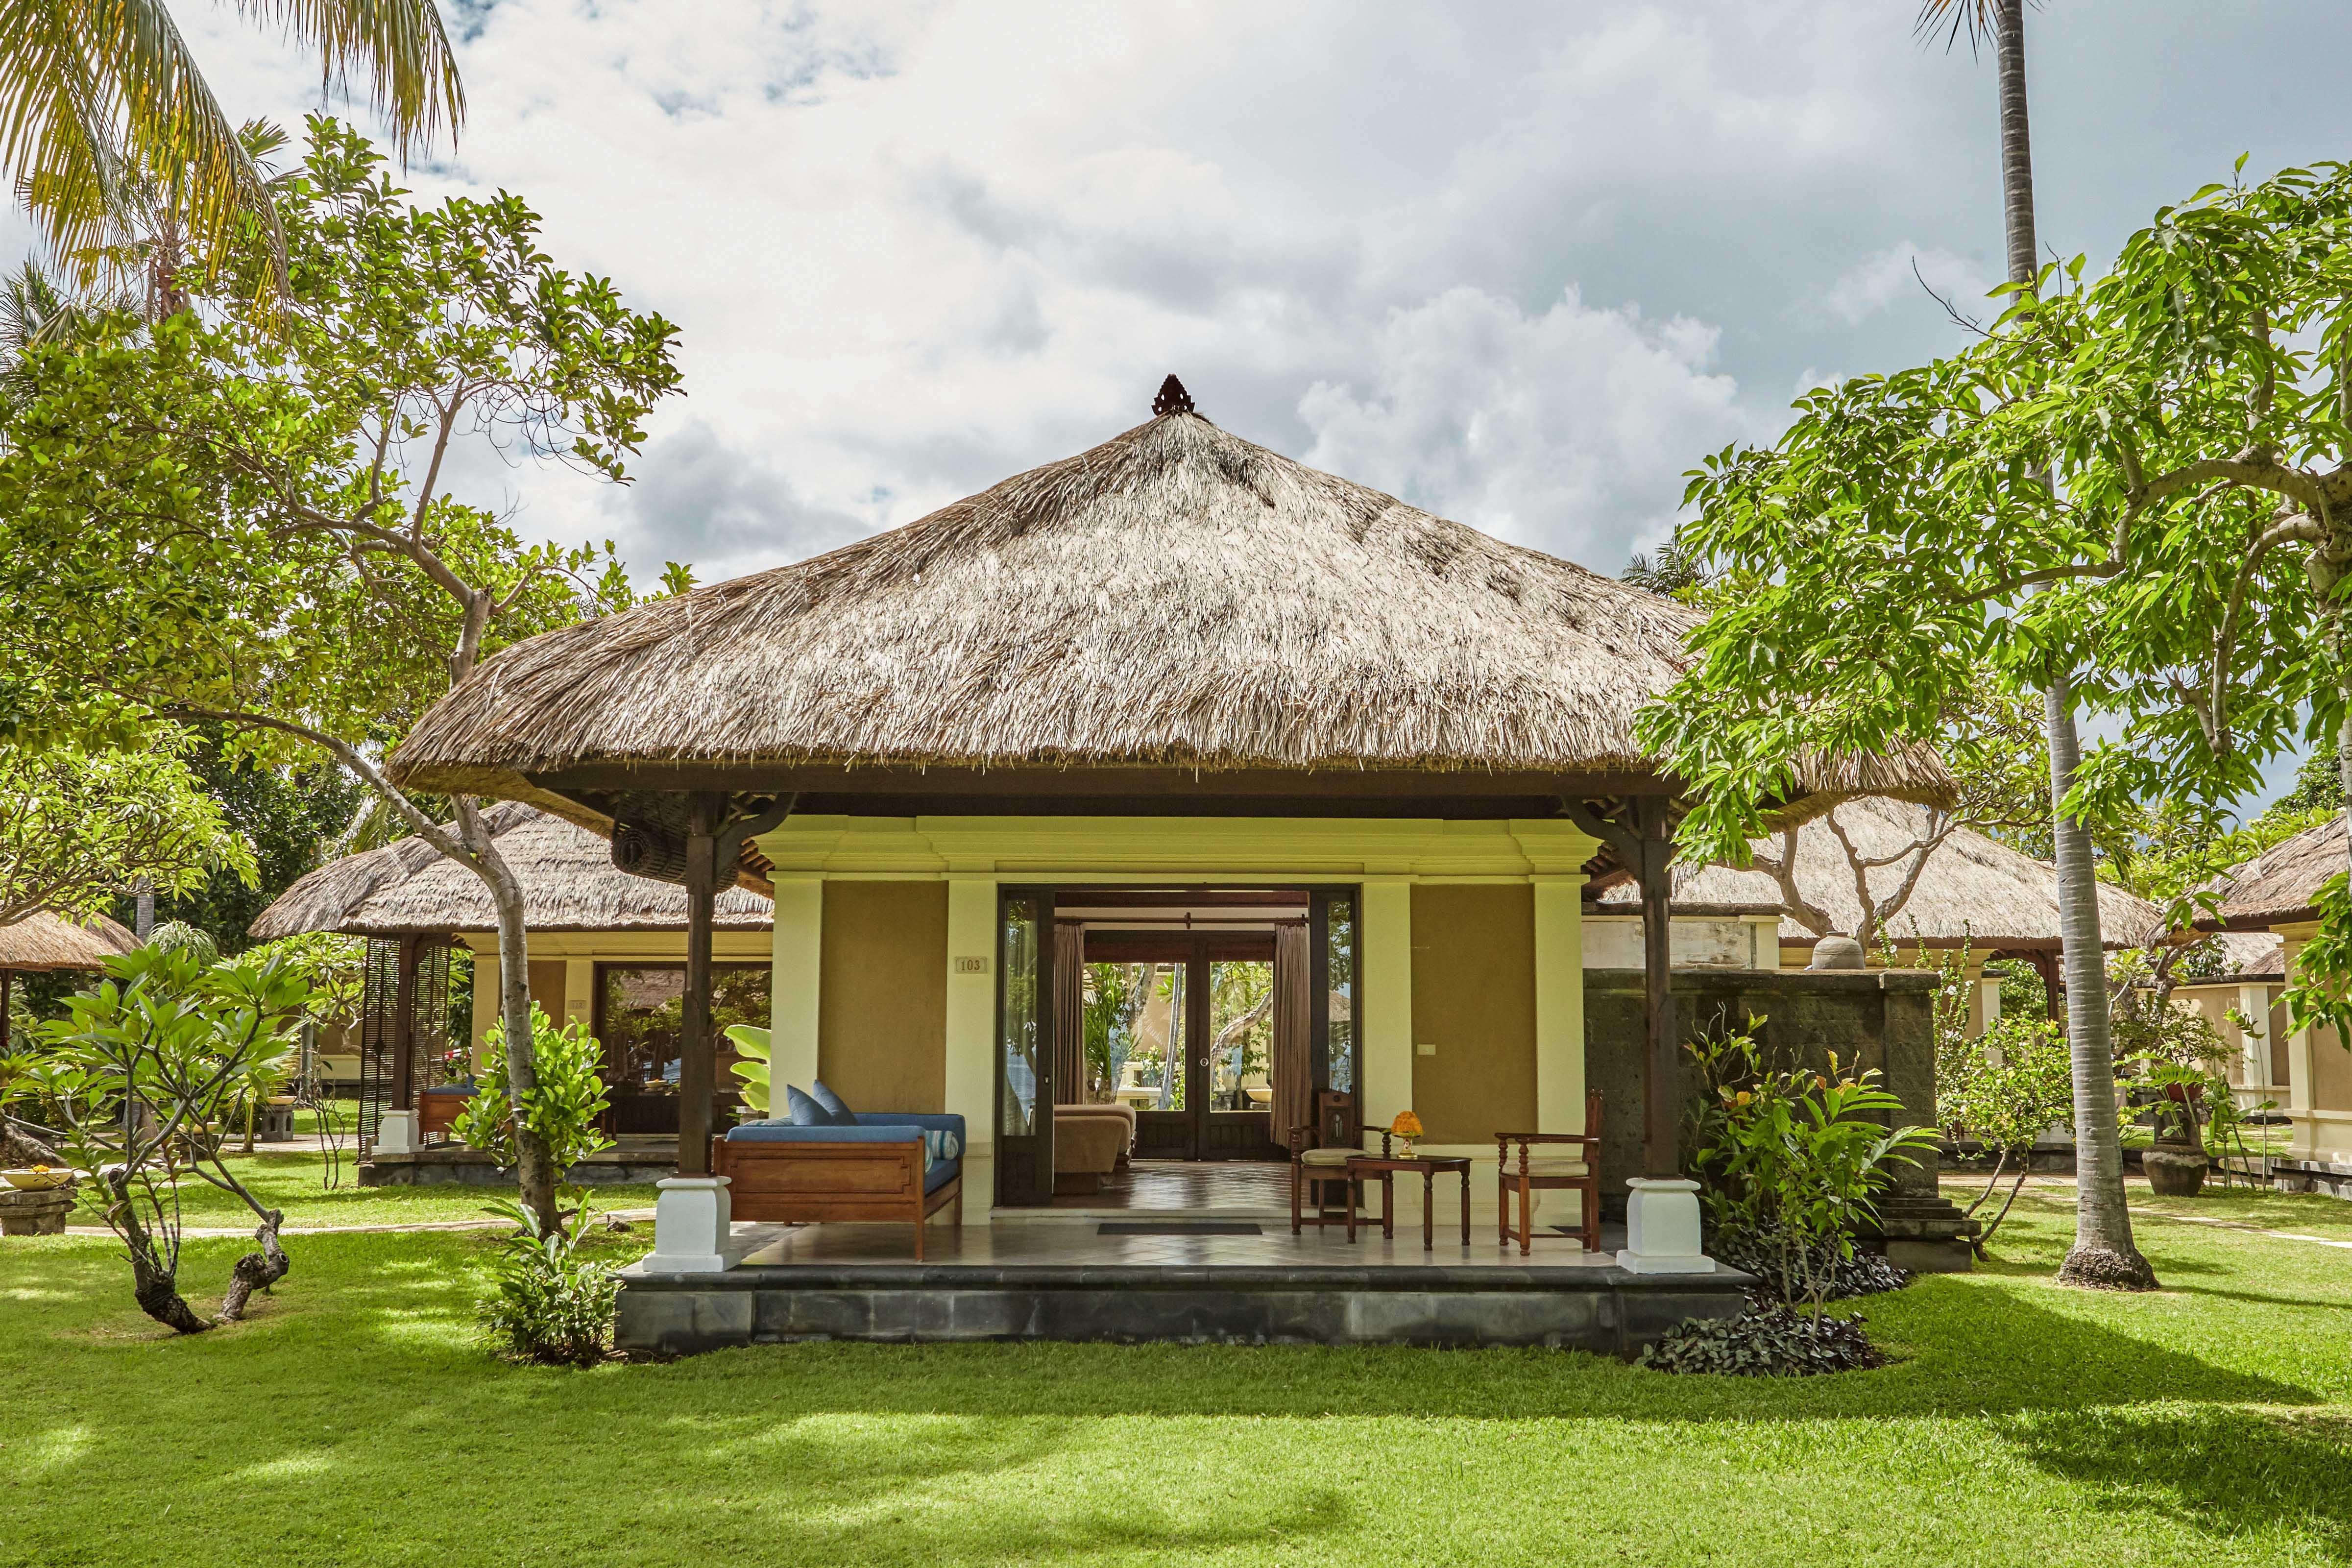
[5,1184,2350,1568]
[94,1144,663,1229]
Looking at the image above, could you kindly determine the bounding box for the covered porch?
[386,384,1956,1349]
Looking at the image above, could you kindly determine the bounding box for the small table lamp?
[1387,1110,1424,1158]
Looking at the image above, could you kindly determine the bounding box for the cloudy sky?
[9,0,2344,797]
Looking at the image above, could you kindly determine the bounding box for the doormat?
[1097,1221,1263,1236]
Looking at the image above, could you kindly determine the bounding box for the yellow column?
[769,874,824,1094]
[1533,876,1588,1134]
[2283,935,2316,1155]
[562,959,594,1034]
[470,950,498,1069]
[1360,878,1414,1141]
[943,877,999,1158]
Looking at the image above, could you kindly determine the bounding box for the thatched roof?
[0,909,139,970]
[388,402,1950,815]
[248,802,773,940]
[2203,814,2343,930]
[2173,930,2284,983]
[1594,796,2163,949]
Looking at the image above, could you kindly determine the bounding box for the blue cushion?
[923,1154,961,1193]
[807,1079,851,1120]
[727,1122,927,1145]
[782,1085,848,1127]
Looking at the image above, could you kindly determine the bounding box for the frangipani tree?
[0,119,686,1230]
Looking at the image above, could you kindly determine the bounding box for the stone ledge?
[615,1261,1754,1357]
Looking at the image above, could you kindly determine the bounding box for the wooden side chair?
[1289,1090,1362,1234]
[1496,1090,1604,1255]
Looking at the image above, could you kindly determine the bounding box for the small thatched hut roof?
[0,910,140,970]
[1594,796,2163,950]
[248,801,773,940]
[388,396,1950,820]
[2202,814,2344,930]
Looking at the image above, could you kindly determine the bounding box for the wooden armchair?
[1288,1091,1362,1235]
[1496,1090,1604,1255]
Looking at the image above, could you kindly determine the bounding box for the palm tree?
[1917,0,2156,1288]
[0,1,462,298]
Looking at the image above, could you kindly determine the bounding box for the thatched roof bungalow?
[384,384,1959,1255]
[1591,796,2163,961]
[2191,813,2351,1172]
[0,910,140,1054]
[249,802,773,1149]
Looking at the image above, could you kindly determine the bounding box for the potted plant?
[2138,1061,2212,1197]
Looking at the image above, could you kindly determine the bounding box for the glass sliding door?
[994,887,1057,1206]
[1310,890,1361,1133]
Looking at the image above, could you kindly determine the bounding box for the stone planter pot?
[2142,1148,2209,1197]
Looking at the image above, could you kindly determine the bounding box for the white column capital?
[1617,1177,1714,1274]
[647,1176,734,1273]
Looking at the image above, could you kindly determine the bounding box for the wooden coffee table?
[1343,1154,1473,1249]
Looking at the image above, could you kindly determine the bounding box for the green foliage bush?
[1638,1303,1884,1376]
[1684,1020,1937,1315]
[477,1198,620,1366]
[452,1004,613,1192]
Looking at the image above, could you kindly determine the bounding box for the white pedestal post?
[1617,1176,1714,1274]
[647,1176,733,1273]
[374,1110,419,1155]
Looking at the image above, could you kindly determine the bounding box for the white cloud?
[1297,287,1750,563]
[1805,241,1995,328]
[9,0,2338,593]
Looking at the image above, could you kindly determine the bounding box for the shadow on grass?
[1998,1408,2352,1559]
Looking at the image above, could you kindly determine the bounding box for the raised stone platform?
[0,1183,76,1235]
[615,1220,1753,1356]
[361,1139,677,1187]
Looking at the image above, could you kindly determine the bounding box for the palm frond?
[1914,0,1998,53]
[234,0,464,154]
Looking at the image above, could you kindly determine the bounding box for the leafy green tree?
[0,119,686,1230]
[109,726,362,952]
[0,733,253,926]
[1,0,461,302]
[1907,0,2152,1290]
[8,945,310,1332]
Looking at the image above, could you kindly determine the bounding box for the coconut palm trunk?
[1974,0,2155,1287]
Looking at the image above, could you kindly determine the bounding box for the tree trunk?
[106,1170,211,1334]
[471,811,558,1233]
[218,1211,289,1322]
[2046,678,2158,1288]
[1989,0,2155,1290]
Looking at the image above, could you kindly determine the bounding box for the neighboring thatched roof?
[2172,930,2284,984]
[388,402,1951,815]
[248,802,774,940]
[2203,814,2344,930]
[0,910,139,970]
[1593,796,2163,949]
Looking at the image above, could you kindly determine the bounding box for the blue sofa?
[717,1111,965,1258]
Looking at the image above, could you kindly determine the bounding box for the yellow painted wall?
[526,961,566,1028]
[1408,884,1537,1143]
[2313,1021,2352,1113]
[818,881,950,1112]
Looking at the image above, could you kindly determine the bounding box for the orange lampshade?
[1390,1111,1424,1137]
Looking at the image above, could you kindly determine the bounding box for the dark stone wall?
[1583,967,1941,1214]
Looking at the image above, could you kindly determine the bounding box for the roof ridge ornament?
[1151,374,1196,417]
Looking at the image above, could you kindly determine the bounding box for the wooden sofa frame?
[712,1134,963,1261]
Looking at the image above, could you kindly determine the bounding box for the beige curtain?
[1271,921,1312,1140]
[1053,921,1086,1105]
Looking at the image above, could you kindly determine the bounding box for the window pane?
[1326,896,1356,1093]
[999,896,1041,1136]
[1207,959,1273,1112]
[1088,961,1176,1108]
